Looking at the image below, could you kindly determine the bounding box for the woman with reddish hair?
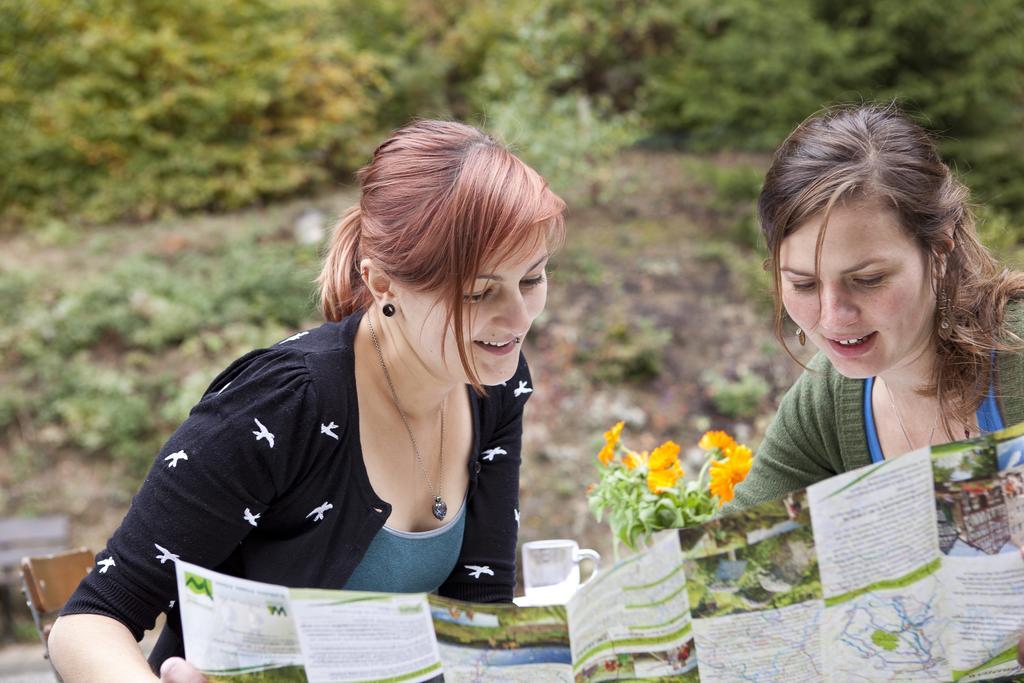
[49,120,566,682]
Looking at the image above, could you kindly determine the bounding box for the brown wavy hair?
[316,119,566,393]
[759,104,1024,436]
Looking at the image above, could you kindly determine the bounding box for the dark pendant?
[432,496,447,521]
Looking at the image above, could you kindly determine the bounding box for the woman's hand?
[159,658,209,683]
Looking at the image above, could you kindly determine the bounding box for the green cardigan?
[725,312,1024,514]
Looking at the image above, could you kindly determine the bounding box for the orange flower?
[646,441,683,493]
[647,461,683,493]
[709,446,753,505]
[604,421,625,448]
[699,430,736,453]
[598,421,625,466]
[648,441,681,471]
[623,450,647,470]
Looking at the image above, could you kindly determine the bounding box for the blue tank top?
[343,498,467,593]
[864,358,1004,463]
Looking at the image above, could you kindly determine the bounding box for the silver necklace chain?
[367,315,448,520]
[882,379,938,453]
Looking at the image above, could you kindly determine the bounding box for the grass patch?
[2,212,322,488]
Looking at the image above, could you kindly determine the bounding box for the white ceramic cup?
[521,539,601,604]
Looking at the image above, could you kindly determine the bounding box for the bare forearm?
[48,613,158,683]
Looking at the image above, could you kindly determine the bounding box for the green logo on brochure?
[268,604,287,617]
[184,573,213,600]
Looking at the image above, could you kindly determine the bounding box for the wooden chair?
[0,515,72,641]
[20,547,94,673]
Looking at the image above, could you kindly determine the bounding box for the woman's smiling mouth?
[825,331,878,357]
[474,337,519,356]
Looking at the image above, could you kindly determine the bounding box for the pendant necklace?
[882,380,938,452]
[367,315,448,521]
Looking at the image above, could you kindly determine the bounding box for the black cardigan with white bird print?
[61,311,532,665]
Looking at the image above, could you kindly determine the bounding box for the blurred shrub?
[704,369,771,419]
[0,0,390,228]
[11,246,318,366]
[1,227,320,472]
[977,208,1024,269]
[467,2,643,205]
[329,0,516,122]
[827,0,1024,221]
[1,0,1021,230]
[575,317,672,384]
[643,0,862,150]
[485,87,641,207]
[683,159,764,249]
[482,0,1024,222]
[48,357,158,463]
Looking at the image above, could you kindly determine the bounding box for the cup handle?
[575,548,601,586]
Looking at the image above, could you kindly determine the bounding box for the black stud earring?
[382,303,396,317]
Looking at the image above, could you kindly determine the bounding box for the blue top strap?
[864,376,885,464]
[864,353,1004,463]
[977,370,1005,433]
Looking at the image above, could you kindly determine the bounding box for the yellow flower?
[709,446,753,505]
[648,441,681,471]
[623,450,647,470]
[699,430,736,453]
[598,442,615,466]
[604,421,625,448]
[647,461,683,493]
[725,443,753,464]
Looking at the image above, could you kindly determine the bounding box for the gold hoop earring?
[797,328,806,346]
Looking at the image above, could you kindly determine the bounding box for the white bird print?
[98,557,116,574]
[306,501,333,522]
[169,600,175,609]
[482,446,507,462]
[513,381,533,397]
[514,509,520,527]
[243,507,261,527]
[320,421,339,440]
[164,450,188,467]
[252,418,275,448]
[279,331,310,344]
[154,543,179,565]
[465,565,494,579]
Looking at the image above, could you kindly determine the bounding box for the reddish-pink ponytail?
[318,206,370,321]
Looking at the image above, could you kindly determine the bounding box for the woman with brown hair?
[729,103,1024,668]
[48,120,566,682]
[729,104,1024,510]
